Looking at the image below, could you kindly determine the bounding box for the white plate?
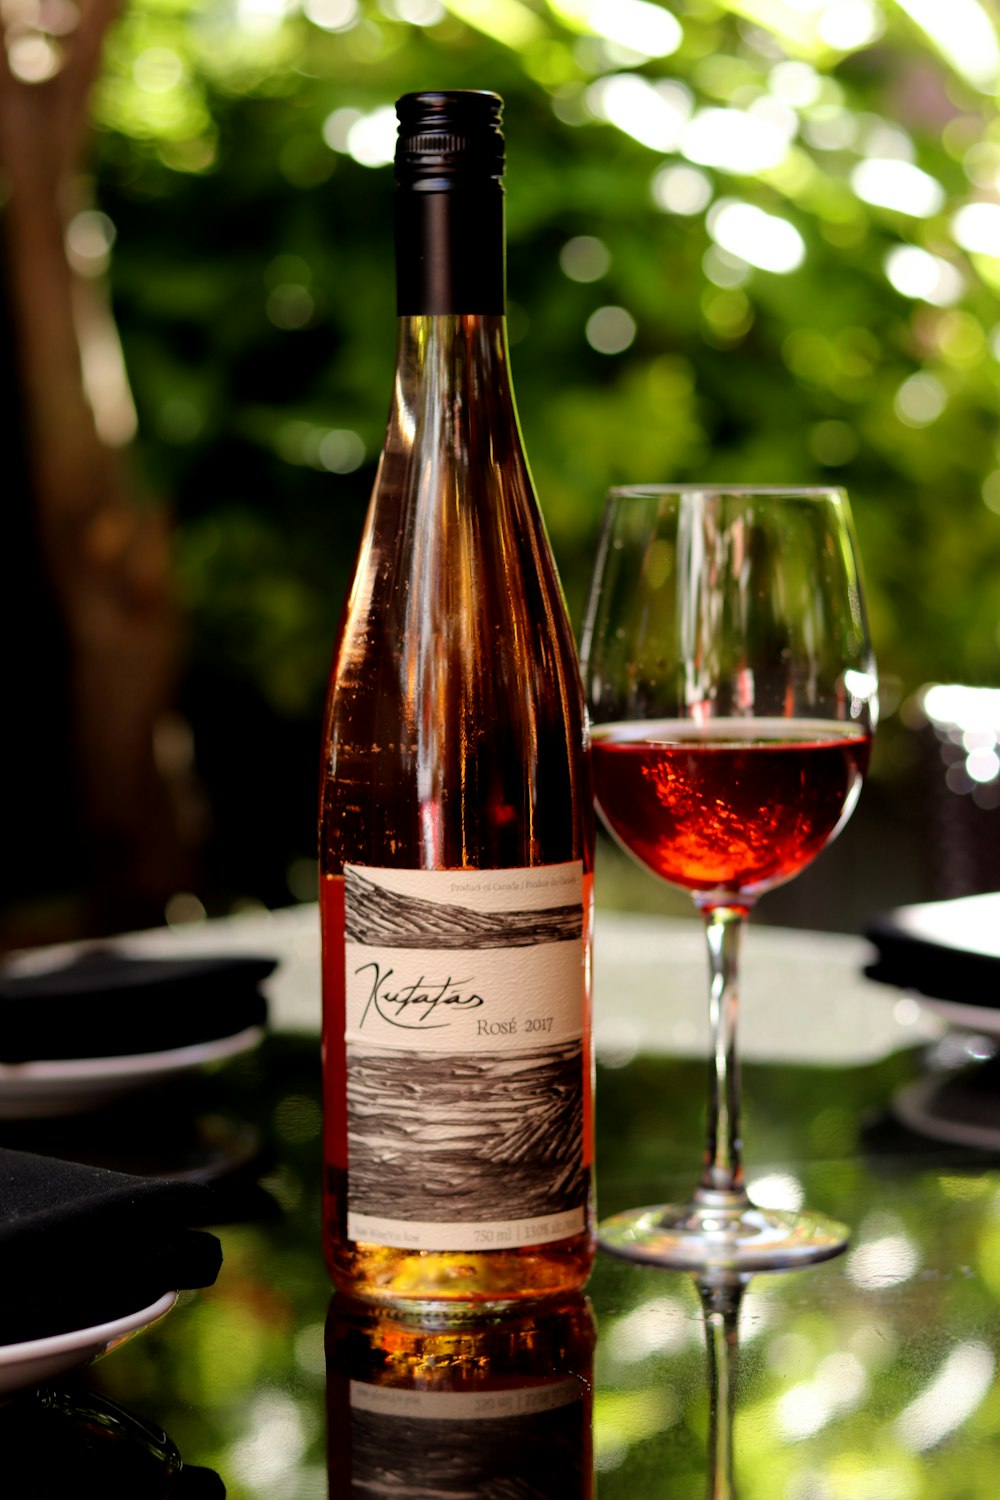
[912,997,1000,1040]
[894,1070,1000,1152]
[0,1290,177,1395]
[0,1026,265,1119]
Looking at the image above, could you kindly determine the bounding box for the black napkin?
[865,891,1000,1006]
[0,950,273,1063]
[0,1147,222,1345]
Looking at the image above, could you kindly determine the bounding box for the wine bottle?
[319,90,595,1305]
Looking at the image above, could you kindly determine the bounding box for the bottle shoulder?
[318,314,592,874]
[332,442,578,676]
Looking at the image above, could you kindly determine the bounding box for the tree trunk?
[0,2,200,935]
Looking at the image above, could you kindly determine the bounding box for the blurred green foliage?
[78,0,1000,905]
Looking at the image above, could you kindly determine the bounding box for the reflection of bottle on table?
[325,1295,595,1497]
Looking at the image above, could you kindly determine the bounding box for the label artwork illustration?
[344,862,587,1250]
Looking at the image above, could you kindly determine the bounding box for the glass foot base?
[598,1197,849,1272]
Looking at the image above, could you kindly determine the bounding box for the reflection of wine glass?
[582,486,877,1269]
[697,1272,746,1500]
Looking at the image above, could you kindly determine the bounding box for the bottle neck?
[395,184,505,316]
[388,314,520,460]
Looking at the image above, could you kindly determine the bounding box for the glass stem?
[696,905,748,1206]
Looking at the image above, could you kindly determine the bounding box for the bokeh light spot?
[585,305,636,354]
[560,235,611,281]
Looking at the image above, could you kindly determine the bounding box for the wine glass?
[581,485,878,1269]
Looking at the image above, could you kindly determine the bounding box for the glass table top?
[3,1024,1000,1498]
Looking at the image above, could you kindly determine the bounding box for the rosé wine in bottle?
[318,91,595,1306]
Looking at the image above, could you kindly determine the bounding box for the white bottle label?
[344,861,588,1251]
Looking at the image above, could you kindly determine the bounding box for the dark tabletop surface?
[2,1003,999,1498]
[0,1014,995,1494]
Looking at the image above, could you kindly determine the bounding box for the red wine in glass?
[592,718,871,905]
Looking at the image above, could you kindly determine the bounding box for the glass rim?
[606,483,848,502]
